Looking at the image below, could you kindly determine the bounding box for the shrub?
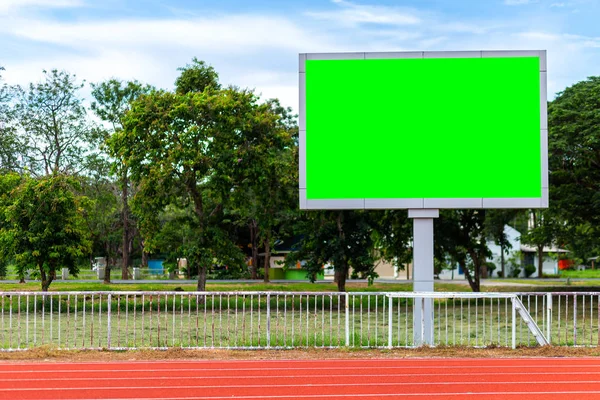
[524,264,536,278]
[510,267,522,278]
[486,262,496,277]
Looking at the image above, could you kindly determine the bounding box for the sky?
[0,0,599,110]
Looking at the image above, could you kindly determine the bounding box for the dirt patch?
[2,346,600,363]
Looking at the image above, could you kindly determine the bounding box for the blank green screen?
[305,57,541,199]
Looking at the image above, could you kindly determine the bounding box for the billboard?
[299,50,548,209]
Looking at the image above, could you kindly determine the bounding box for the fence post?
[421,297,425,345]
[266,293,271,349]
[345,293,350,347]
[511,296,516,350]
[107,294,112,350]
[573,295,577,346]
[546,293,552,344]
[388,295,393,349]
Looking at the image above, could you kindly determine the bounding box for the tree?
[117,60,285,291]
[548,76,600,259]
[0,174,92,291]
[80,161,121,284]
[0,172,24,280]
[436,210,490,292]
[0,67,22,172]
[372,210,413,280]
[520,209,560,277]
[15,69,99,176]
[175,58,220,95]
[92,79,153,279]
[234,99,298,282]
[286,210,377,293]
[484,210,522,278]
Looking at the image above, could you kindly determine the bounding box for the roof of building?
[520,245,569,253]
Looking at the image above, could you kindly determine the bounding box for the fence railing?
[0,291,596,351]
[518,292,600,347]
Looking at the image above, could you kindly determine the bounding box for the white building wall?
[487,225,521,278]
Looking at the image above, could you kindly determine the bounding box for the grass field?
[0,291,596,350]
[1,280,600,293]
[0,293,528,350]
[558,269,600,279]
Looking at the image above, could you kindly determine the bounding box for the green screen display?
[305,56,542,200]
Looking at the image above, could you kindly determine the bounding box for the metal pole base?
[409,209,439,346]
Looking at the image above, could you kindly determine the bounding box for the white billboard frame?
[299,50,548,210]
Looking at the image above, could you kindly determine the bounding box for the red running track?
[1,358,600,400]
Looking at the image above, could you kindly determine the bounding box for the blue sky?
[0,0,599,110]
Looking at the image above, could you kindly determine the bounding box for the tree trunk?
[537,244,544,278]
[197,263,207,291]
[121,170,130,280]
[40,265,53,292]
[249,220,258,279]
[500,244,505,278]
[104,245,111,284]
[334,210,349,308]
[263,231,271,283]
[104,263,111,284]
[335,267,346,293]
[141,246,148,268]
[462,263,479,292]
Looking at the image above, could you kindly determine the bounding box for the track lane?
[0,358,597,400]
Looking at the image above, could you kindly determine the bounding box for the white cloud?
[2,15,335,55]
[306,0,420,26]
[0,0,598,111]
[0,0,83,14]
[0,13,342,110]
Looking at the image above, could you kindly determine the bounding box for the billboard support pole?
[409,209,439,346]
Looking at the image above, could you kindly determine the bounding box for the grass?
[0,294,527,350]
[3,293,596,350]
[3,280,596,293]
[559,269,600,279]
[0,281,469,293]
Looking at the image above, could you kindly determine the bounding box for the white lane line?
[3,380,600,391]
[2,371,600,382]
[20,391,600,400]
[1,364,599,374]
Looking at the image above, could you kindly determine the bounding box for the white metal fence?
[0,291,596,351]
[518,292,600,347]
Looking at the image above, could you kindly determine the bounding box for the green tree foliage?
[175,58,220,94]
[14,70,100,176]
[436,210,490,292]
[286,211,377,292]
[548,76,600,261]
[0,172,24,278]
[372,210,413,279]
[117,60,285,290]
[484,209,522,278]
[0,67,22,172]
[80,162,121,283]
[92,79,153,279]
[233,99,298,282]
[0,174,92,291]
[520,209,561,277]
